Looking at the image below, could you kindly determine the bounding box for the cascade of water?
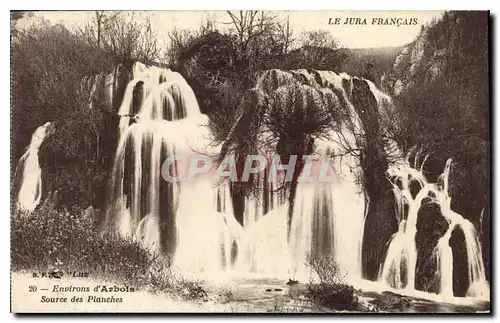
[117,65,198,137]
[117,79,142,138]
[460,221,490,297]
[243,166,285,226]
[434,230,454,298]
[13,122,52,213]
[435,160,489,298]
[174,178,242,279]
[420,154,430,172]
[104,67,117,109]
[297,72,366,283]
[234,70,366,283]
[292,141,365,283]
[107,62,242,276]
[380,163,427,292]
[380,156,489,299]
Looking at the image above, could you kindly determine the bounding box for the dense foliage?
[341,46,403,85]
[11,11,397,207]
[11,20,113,162]
[305,255,359,310]
[11,12,160,209]
[167,13,352,143]
[11,204,207,299]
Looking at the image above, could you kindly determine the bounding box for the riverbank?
[11,272,490,313]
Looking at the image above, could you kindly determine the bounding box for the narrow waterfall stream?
[13,122,52,213]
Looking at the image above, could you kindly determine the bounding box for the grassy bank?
[11,204,207,301]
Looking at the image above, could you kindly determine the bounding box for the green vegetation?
[341,46,404,85]
[305,255,359,310]
[11,204,207,300]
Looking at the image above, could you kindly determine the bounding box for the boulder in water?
[449,227,468,297]
[409,179,422,199]
[415,200,449,293]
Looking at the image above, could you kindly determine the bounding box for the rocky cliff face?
[380,11,490,283]
[382,23,446,95]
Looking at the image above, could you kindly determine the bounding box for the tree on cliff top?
[80,11,161,65]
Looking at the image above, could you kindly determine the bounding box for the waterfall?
[287,142,365,283]
[437,160,489,298]
[107,62,241,277]
[105,64,488,301]
[117,63,199,138]
[434,230,454,298]
[174,178,242,278]
[233,70,366,283]
[379,161,425,292]
[242,167,286,226]
[13,122,52,213]
[235,207,291,278]
[379,156,490,299]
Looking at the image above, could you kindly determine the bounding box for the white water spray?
[107,63,242,277]
[106,65,488,303]
[380,155,489,300]
[13,122,52,213]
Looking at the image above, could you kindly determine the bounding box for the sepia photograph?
[10,9,490,313]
